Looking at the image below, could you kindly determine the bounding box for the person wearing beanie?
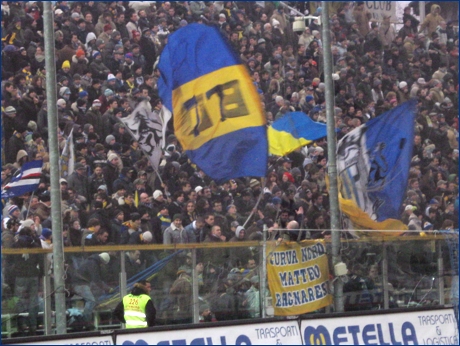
[72,252,114,325]
[113,280,156,328]
[163,214,187,245]
[39,228,53,249]
[70,47,89,77]
[7,204,21,220]
[89,50,110,81]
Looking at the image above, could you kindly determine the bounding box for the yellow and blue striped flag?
[158,24,267,183]
[268,112,328,156]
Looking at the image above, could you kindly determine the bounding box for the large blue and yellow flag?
[336,100,416,235]
[268,112,328,156]
[158,24,267,183]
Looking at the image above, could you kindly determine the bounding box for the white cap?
[399,81,407,89]
[405,205,416,211]
[195,186,203,193]
[99,253,110,264]
[153,190,163,199]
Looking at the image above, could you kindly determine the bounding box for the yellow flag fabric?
[266,241,332,316]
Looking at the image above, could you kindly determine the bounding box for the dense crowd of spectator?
[1,1,458,335]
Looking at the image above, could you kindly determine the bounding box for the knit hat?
[41,228,52,239]
[107,153,118,161]
[20,219,34,229]
[107,73,116,81]
[57,99,67,107]
[97,185,108,191]
[250,179,260,188]
[4,106,16,115]
[130,212,141,221]
[62,60,70,69]
[59,87,70,96]
[76,48,85,58]
[99,253,110,264]
[103,24,112,32]
[195,186,203,193]
[235,226,245,238]
[172,214,182,221]
[79,90,88,98]
[92,99,102,107]
[104,88,114,96]
[8,205,19,215]
[92,50,101,58]
[405,205,416,211]
[423,222,433,230]
[105,134,115,144]
[125,53,133,59]
[399,81,407,89]
[153,190,163,199]
[417,78,426,85]
[305,95,314,103]
[142,231,153,242]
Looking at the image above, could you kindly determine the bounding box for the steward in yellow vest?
[113,280,156,328]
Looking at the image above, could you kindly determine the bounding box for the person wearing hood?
[72,253,113,325]
[85,31,97,57]
[113,280,156,328]
[229,226,253,267]
[419,4,444,37]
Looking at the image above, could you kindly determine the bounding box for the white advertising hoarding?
[21,335,114,345]
[117,321,302,345]
[300,308,458,345]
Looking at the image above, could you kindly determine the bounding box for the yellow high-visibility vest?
[122,293,151,328]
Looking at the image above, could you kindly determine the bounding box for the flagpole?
[43,1,67,334]
[321,1,344,313]
[24,191,34,220]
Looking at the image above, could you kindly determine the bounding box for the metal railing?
[2,231,458,338]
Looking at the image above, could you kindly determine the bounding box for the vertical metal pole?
[260,225,268,318]
[43,1,67,335]
[437,240,445,305]
[321,1,343,312]
[119,251,126,329]
[382,243,389,309]
[191,248,199,323]
[43,257,52,335]
[419,2,426,24]
[120,251,127,297]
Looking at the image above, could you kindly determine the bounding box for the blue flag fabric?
[1,160,43,198]
[268,112,328,156]
[337,100,416,231]
[158,24,268,183]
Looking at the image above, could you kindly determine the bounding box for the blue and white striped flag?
[1,160,43,198]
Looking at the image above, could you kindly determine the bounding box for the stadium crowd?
[1,1,458,335]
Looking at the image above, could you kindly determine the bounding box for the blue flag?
[268,112,328,156]
[337,100,416,233]
[158,24,268,183]
[1,160,43,198]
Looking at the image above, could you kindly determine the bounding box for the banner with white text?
[266,241,332,316]
[300,308,459,345]
[116,321,302,345]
